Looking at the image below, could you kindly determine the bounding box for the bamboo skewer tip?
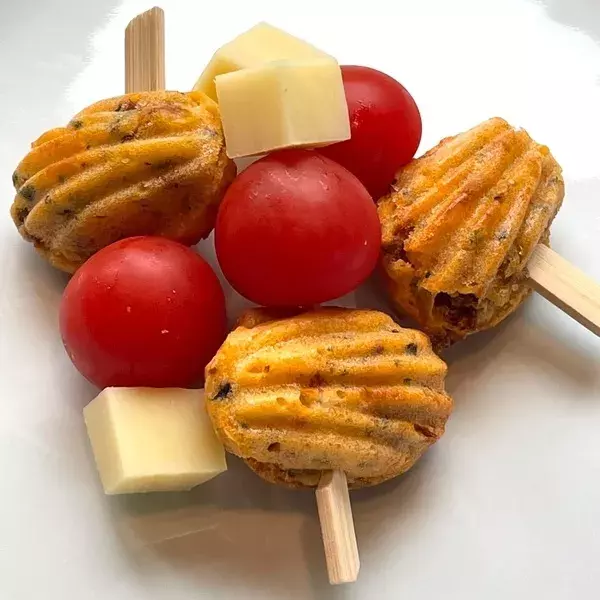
[125,6,165,93]
[528,244,600,337]
[316,469,360,585]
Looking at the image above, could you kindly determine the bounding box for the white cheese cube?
[83,388,226,495]
[194,22,334,102]
[216,59,351,159]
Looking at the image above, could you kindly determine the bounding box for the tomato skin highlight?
[215,149,381,307]
[59,236,226,389]
[320,65,422,199]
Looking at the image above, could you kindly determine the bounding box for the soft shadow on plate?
[352,272,398,317]
[7,243,101,404]
[8,243,69,325]
[541,0,600,43]
[196,234,257,327]
[107,440,444,597]
[444,296,600,408]
[109,455,323,594]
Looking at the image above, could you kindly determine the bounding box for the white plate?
[1,1,600,598]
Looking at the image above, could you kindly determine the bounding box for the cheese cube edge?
[215,59,351,159]
[83,388,227,495]
[193,22,335,102]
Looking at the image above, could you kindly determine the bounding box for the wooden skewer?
[125,6,165,93]
[125,7,360,585]
[316,470,360,584]
[528,244,600,336]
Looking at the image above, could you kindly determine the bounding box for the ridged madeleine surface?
[205,308,452,489]
[378,117,564,347]
[11,91,236,272]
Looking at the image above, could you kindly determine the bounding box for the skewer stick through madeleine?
[379,117,600,346]
[124,9,361,586]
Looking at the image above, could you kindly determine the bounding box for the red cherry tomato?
[60,237,226,389]
[320,65,422,199]
[215,149,381,307]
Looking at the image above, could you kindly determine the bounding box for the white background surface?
[1,0,600,598]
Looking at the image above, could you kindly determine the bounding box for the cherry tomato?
[320,65,422,199]
[60,237,226,389]
[215,149,381,306]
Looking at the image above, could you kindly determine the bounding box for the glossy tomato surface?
[215,150,381,307]
[320,65,422,199]
[60,237,226,388]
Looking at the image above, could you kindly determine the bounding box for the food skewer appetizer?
[10,5,595,593]
[123,8,361,586]
[378,117,600,347]
[9,8,234,273]
[59,9,229,505]
[205,308,453,582]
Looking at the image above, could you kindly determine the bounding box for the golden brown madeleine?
[378,117,564,347]
[205,307,452,489]
[11,91,236,272]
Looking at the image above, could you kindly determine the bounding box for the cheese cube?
[216,60,351,159]
[83,388,226,495]
[194,22,334,102]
